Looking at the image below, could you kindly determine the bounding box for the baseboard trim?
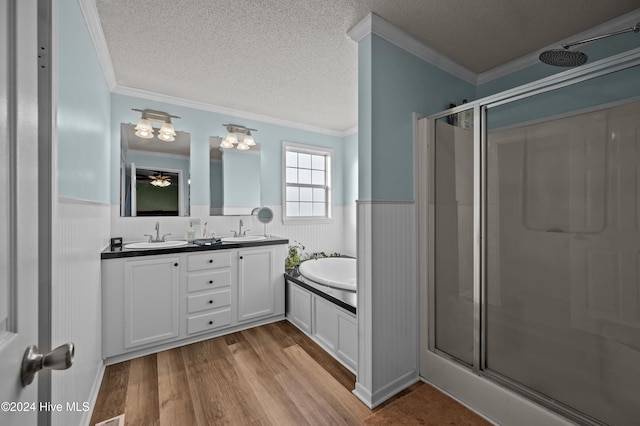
[82,361,106,426]
[354,369,420,409]
[103,315,285,365]
[352,383,374,409]
[372,370,420,408]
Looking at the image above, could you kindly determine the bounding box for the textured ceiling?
[95,1,640,133]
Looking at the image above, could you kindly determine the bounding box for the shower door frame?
[421,47,640,426]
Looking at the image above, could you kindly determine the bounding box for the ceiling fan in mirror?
[148,174,171,187]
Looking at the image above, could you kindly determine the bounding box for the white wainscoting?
[354,200,419,408]
[111,204,357,257]
[52,198,110,426]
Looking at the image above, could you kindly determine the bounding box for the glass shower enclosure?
[424,57,640,425]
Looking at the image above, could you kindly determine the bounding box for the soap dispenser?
[186,221,196,242]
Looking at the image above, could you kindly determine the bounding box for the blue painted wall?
[355,27,640,204]
[360,35,476,201]
[486,63,640,130]
[222,150,261,208]
[343,131,358,205]
[358,35,373,201]
[58,0,111,202]
[110,94,352,210]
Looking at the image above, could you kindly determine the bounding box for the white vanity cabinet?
[102,254,181,359]
[102,242,287,363]
[185,251,232,335]
[237,247,285,322]
[125,256,181,348]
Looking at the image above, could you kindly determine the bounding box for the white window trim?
[282,141,333,225]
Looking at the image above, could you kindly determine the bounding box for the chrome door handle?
[21,343,74,387]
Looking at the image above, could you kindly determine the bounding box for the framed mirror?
[210,137,261,215]
[120,123,191,216]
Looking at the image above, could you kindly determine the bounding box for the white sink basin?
[221,235,268,242]
[125,240,189,249]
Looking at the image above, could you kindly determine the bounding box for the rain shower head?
[539,22,640,67]
[539,49,588,67]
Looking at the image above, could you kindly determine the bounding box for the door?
[0,0,43,425]
[567,102,640,422]
[124,257,180,348]
[237,249,274,322]
[569,101,640,338]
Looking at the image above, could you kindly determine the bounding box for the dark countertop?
[101,236,289,259]
[285,272,356,315]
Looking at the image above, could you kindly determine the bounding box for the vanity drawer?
[187,309,231,334]
[187,289,231,314]
[187,251,231,271]
[187,270,231,292]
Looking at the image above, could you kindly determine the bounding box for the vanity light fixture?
[220,124,257,150]
[132,108,180,142]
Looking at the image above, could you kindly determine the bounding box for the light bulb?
[226,131,238,144]
[237,142,250,151]
[220,139,234,149]
[134,118,154,139]
[244,132,256,146]
[157,122,176,142]
[157,132,175,142]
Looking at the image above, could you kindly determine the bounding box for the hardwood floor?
[91,320,412,426]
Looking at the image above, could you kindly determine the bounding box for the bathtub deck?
[285,271,356,314]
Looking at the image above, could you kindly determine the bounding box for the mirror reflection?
[210,137,261,215]
[120,123,191,216]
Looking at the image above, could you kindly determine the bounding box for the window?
[283,142,332,222]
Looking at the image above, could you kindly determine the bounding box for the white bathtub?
[299,257,356,292]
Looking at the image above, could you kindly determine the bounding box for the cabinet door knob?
[239,256,243,260]
[208,321,213,325]
[209,280,213,284]
[209,300,213,304]
[208,259,213,263]
[174,263,178,267]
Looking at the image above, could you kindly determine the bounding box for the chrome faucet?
[144,221,171,242]
[230,219,250,237]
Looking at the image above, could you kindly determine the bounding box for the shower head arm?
[561,22,640,49]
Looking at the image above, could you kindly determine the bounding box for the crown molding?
[78,0,117,90]
[113,85,353,137]
[477,8,640,84]
[348,13,477,84]
[342,126,359,137]
[346,12,373,43]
